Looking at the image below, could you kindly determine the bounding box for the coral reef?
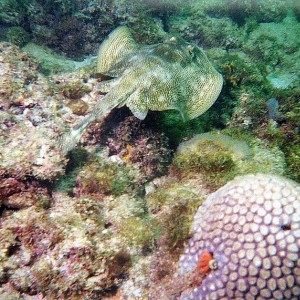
[179,173,300,299]
[107,115,172,180]
[74,153,139,198]
[0,193,134,298]
[1,1,300,298]
[0,0,170,59]
[0,42,67,181]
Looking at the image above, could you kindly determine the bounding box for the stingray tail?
[59,115,92,155]
[59,94,125,155]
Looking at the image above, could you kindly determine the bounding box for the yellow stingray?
[60,26,223,154]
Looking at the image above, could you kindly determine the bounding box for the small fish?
[197,251,218,274]
[59,26,223,154]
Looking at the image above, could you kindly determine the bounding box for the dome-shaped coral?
[179,173,300,299]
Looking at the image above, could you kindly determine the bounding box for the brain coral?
[179,173,300,299]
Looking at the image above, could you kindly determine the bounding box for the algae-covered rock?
[118,175,208,299]
[0,193,136,298]
[23,43,95,75]
[74,154,139,198]
[107,115,172,180]
[173,132,286,189]
[146,181,205,250]
[244,14,300,89]
[195,0,291,25]
[6,26,30,47]
[0,43,68,180]
[171,12,243,50]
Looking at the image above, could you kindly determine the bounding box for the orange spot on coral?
[197,251,213,274]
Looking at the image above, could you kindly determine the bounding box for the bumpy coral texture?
[179,173,300,299]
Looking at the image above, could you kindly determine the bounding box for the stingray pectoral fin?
[131,109,148,120]
[97,26,140,74]
[125,88,150,120]
[126,100,148,120]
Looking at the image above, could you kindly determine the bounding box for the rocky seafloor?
[0,1,300,299]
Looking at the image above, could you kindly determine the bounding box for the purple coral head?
[179,173,300,299]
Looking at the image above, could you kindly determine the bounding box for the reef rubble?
[1,2,300,298]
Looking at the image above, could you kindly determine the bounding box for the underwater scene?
[0,0,300,299]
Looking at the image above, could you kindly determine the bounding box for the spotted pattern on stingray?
[179,173,300,300]
[59,26,223,154]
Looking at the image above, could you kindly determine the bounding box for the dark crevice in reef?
[0,205,5,217]
[0,205,20,213]
[7,243,21,257]
[49,148,90,196]
[0,175,54,210]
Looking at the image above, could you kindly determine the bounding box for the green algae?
[146,182,204,249]
[172,132,286,189]
[118,216,160,251]
[22,43,96,75]
[285,144,300,182]
[52,149,89,194]
[56,79,92,100]
[6,26,30,47]
[74,156,138,197]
